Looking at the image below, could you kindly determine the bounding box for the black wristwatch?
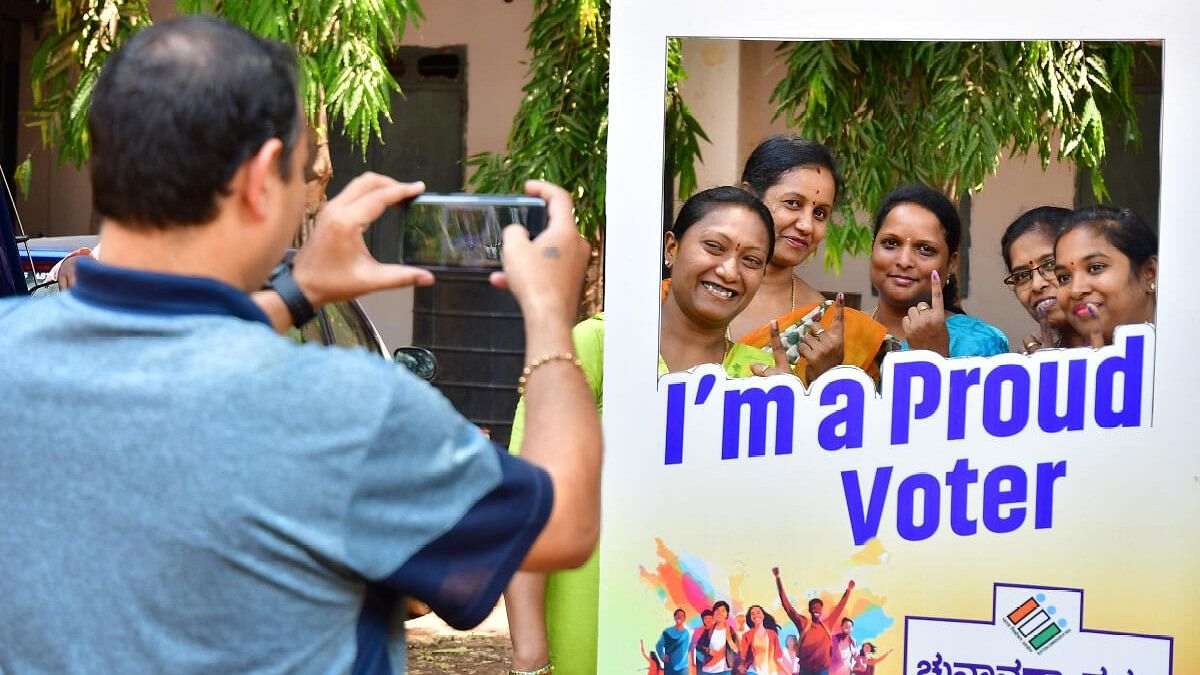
[266,255,316,328]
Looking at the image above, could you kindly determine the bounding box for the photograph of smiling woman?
[729,136,890,385]
[1053,205,1158,347]
[868,184,1010,358]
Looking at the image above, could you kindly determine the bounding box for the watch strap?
[267,260,316,328]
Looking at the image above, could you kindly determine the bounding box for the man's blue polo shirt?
[0,258,553,674]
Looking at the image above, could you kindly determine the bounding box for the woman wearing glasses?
[1000,206,1081,352]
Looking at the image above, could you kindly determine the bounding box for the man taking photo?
[0,16,601,674]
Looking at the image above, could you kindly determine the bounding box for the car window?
[323,301,383,356]
[287,313,329,346]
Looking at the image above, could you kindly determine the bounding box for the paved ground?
[406,600,513,674]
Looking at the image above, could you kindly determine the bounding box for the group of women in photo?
[503,135,1160,675]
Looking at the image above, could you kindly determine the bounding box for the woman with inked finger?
[1000,206,1083,352]
[503,186,777,675]
[868,184,1009,357]
[729,136,891,384]
[1053,206,1157,348]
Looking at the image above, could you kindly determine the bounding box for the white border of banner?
[602,0,1200,670]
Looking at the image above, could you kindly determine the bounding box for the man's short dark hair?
[90,16,301,228]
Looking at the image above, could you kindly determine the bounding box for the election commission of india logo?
[1003,593,1070,654]
[905,583,1172,671]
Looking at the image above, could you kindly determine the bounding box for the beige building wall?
[402,0,532,168]
[680,38,1078,349]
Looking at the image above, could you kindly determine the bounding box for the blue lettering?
[841,459,1064,545]
[1035,461,1067,529]
[694,372,716,405]
[841,467,893,546]
[1037,359,1086,433]
[945,458,979,536]
[896,472,940,541]
[982,465,1027,533]
[722,385,795,460]
[982,365,1031,437]
[818,378,865,451]
[890,361,941,445]
[1095,335,1144,428]
[664,382,686,465]
[947,368,981,441]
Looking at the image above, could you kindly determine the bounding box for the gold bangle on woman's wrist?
[517,353,583,397]
[509,664,554,675]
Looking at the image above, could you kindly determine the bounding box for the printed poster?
[598,1,1199,673]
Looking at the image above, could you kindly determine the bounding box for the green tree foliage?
[27,0,152,166]
[467,0,708,239]
[26,0,424,166]
[769,41,1142,273]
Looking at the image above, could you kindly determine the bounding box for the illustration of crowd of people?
[639,568,892,675]
[503,134,1159,675]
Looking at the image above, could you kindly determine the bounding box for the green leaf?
[14,154,32,200]
[767,39,1141,268]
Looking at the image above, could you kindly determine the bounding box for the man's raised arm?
[772,566,806,629]
[827,579,855,626]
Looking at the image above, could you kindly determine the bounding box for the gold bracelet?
[509,664,554,675]
[517,353,583,397]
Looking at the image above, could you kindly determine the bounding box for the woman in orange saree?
[728,136,892,385]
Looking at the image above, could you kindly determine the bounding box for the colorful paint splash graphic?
[638,537,894,644]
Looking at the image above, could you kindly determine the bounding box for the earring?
[1149,281,1157,293]
[664,258,672,269]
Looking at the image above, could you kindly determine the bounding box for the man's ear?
[240,138,285,222]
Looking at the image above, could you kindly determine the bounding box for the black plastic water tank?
[412,267,525,446]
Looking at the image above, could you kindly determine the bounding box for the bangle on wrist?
[266,256,316,328]
[509,664,554,675]
[517,353,583,397]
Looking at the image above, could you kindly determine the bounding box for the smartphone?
[400,193,547,269]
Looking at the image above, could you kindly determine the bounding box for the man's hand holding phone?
[290,173,435,308]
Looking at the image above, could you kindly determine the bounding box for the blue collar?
[72,256,271,326]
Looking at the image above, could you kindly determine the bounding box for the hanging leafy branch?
[768,40,1143,273]
[27,0,152,167]
[178,0,424,156]
[26,0,424,165]
[467,0,708,239]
